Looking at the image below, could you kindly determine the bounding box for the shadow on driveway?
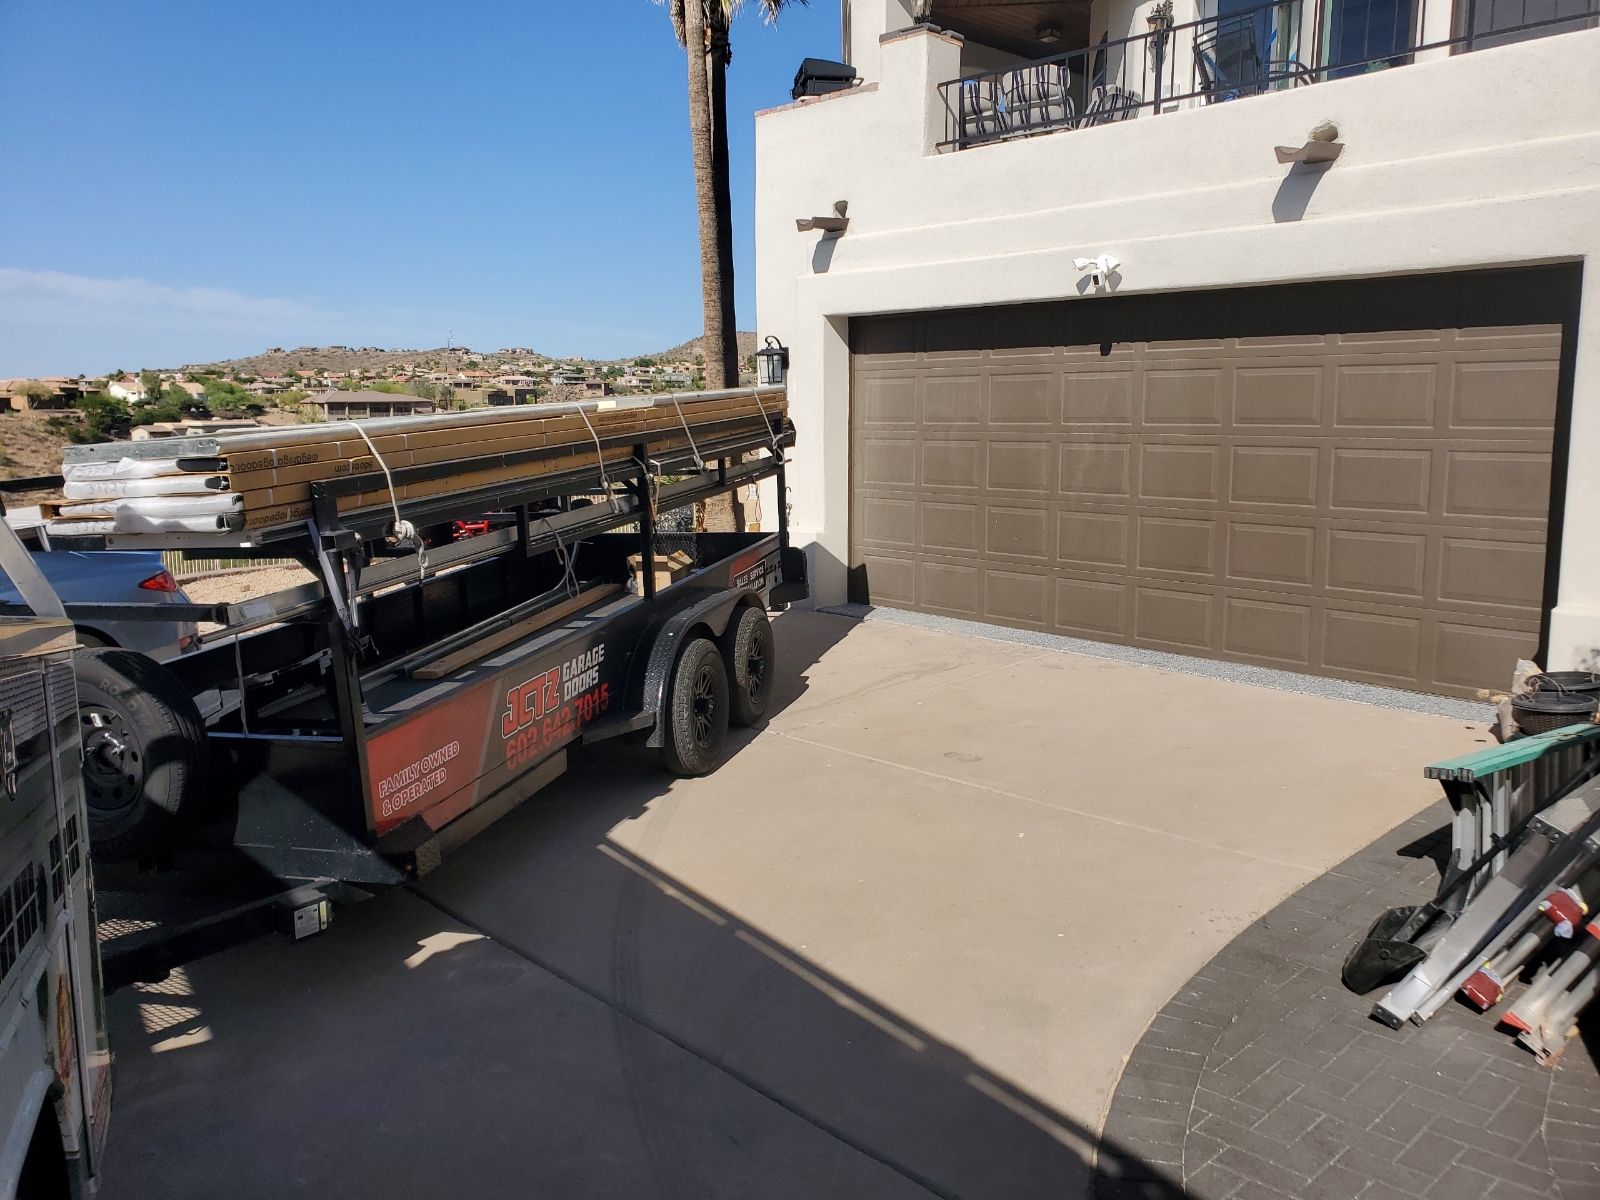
[101,614,1190,1199]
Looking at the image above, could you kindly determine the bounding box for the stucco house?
[755,0,1600,699]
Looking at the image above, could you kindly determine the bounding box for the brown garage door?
[849,273,1573,698]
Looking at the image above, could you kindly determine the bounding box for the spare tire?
[74,649,208,861]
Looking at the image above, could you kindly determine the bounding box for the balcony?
[936,0,1598,150]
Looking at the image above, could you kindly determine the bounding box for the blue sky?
[0,0,840,375]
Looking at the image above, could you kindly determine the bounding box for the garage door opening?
[848,267,1579,699]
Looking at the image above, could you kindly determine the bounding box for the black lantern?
[756,336,789,387]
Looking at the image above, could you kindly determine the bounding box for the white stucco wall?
[755,25,1600,668]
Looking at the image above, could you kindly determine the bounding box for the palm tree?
[662,0,805,390]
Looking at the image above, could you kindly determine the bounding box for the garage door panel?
[918,559,982,617]
[1145,369,1224,426]
[921,441,982,489]
[1235,367,1323,427]
[1438,537,1546,609]
[1326,530,1428,600]
[1322,609,1424,684]
[852,284,1563,698]
[1057,511,1131,569]
[1135,587,1215,650]
[1452,360,1560,429]
[1140,444,1222,503]
[988,374,1056,425]
[987,506,1051,561]
[1443,450,1553,521]
[987,440,1054,493]
[1329,449,1432,514]
[1231,445,1320,507]
[1435,622,1542,690]
[1136,516,1218,578]
[921,501,982,555]
[857,376,920,425]
[1227,522,1318,589]
[1333,363,1438,430]
[984,568,1051,626]
[1223,597,1313,666]
[1060,443,1133,496]
[1055,576,1130,637]
[1062,370,1135,425]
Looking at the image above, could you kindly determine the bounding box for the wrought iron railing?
[939,0,1597,149]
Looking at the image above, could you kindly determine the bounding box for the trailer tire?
[75,649,207,862]
[661,637,729,777]
[721,605,774,727]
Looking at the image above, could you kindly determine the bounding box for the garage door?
[849,271,1573,698]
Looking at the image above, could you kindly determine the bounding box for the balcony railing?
[939,0,1598,150]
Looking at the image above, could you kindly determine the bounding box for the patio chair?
[1005,63,1076,134]
[956,76,1010,145]
[1194,16,1263,103]
[1080,84,1142,127]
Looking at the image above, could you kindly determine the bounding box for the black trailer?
[0,401,804,975]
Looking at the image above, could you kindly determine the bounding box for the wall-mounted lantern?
[756,337,790,387]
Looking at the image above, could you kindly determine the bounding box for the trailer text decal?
[501,643,611,770]
[377,740,461,818]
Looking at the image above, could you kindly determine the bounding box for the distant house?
[107,376,147,403]
[173,381,208,401]
[579,380,612,399]
[303,389,437,420]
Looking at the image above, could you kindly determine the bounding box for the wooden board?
[410,584,622,680]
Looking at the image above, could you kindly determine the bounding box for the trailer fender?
[638,590,761,749]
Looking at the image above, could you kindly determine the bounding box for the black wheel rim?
[744,630,769,705]
[692,662,719,747]
[80,705,144,816]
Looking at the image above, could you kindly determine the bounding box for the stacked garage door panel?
[850,307,1561,698]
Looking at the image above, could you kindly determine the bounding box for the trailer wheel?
[721,606,774,727]
[661,637,729,777]
[75,649,208,862]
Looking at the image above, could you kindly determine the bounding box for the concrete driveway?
[100,612,1487,1199]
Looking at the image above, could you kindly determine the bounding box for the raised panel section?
[1232,446,1318,507]
[1327,531,1426,599]
[1056,578,1127,636]
[989,375,1054,425]
[860,497,916,547]
[1444,451,1552,520]
[1060,444,1131,497]
[918,560,980,616]
[1452,361,1559,429]
[1334,363,1436,428]
[1228,523,1315,587]
[985,570,1049,625]
[1135,588,1213,649]
[1145,370,1222,426]
[1323,610,1422,682]
[1058,512,1129,568]
[923,376,982,424]
[921,502,981,553]
[1330,449,1430,514]
[1141,445,1220,502]
[857,377,919,425]
[859,439,917,488]
[987,507,1049,560]
[922,441,981,489]
[1062,372,1133,425]
[1235,367,1321,426]
[857,554,915,605]
[987,441,1052,493]
[1438,539,1545,608]
[1224,598,1311,665]
[1435,623,1539,689]
[1137,517,1216,577]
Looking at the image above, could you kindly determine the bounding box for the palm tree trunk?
[705,12,740,390]
[682,1,735,390]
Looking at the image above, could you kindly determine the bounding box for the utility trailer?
[0,395,804,980]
